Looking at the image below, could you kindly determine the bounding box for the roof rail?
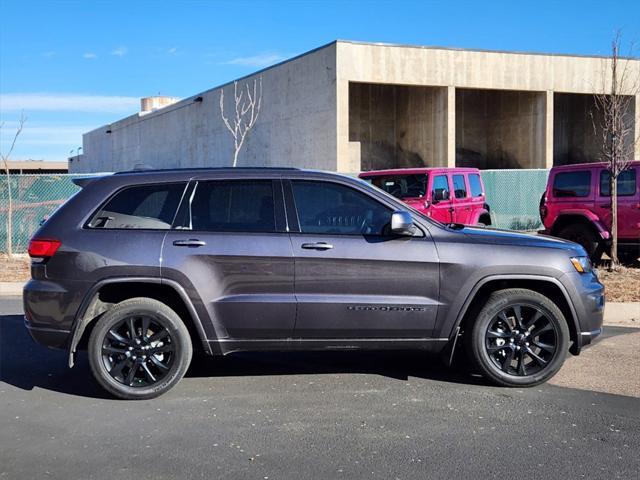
[114,166,300,175]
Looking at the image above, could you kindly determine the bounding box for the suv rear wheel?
[88,297,193,400]
[557,223,601,262]
[465,288,569,387]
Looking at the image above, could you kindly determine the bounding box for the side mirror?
[391,210,416,236]
[432,188,449,204]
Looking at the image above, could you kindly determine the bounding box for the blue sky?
[1,0,639,161]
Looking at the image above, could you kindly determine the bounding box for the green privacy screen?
[0,170,550,253]
[481,169,549,231]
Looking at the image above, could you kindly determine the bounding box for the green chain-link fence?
[0,170,550,253]
[481,169,549,231]
[0,174,87,254]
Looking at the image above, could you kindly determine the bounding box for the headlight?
[570,256,592,274]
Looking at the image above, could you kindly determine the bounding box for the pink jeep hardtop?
[359,167,491,226]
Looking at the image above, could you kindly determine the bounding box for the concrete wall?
[456,89,546,169]
[76,44,338,173]
[349,83,447,170]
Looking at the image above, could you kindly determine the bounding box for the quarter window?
[599,169,636,197]
[552,171,591,198]
[291,181,391,235]
[468,174,483,197]
[452,175,467,199]
[189,180,276,233]
[88,183,186,229]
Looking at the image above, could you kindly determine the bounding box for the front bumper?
[561,271,605,355]
[578,327,603,350]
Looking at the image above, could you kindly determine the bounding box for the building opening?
[456,88,546,169]
[349,82,448,171]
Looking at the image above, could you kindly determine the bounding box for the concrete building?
[75,40,640,174]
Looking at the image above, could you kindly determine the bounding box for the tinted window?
[292,181,391,235]
[432,175,450,198]
[369,174,427,198]
[552,171,591,197]
[88,183,186,229]
[600,169,636,196]
[452,175,467,199]
[189,180,276,232]
[468,174,483,197]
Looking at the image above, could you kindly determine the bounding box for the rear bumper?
[24,317,70,349]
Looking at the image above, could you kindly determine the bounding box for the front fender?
[553,211,610,240]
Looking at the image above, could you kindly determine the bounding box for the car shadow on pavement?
[1,313,486,399]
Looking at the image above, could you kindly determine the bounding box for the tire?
[557,223,602,262]
[88,297,193,400]
[465,288,569,387]
[617,248,639,265]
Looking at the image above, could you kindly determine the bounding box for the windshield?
[357,177,446,229]
[365,174,428,199]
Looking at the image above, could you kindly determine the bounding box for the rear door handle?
[301,242,334,250]
[173,239,206,247]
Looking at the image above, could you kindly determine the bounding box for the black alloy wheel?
[102,315,175,387]
[484,304,558,377]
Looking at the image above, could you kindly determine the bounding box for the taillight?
[28,239,61,258]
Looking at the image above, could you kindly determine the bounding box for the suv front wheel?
[465,288,569,387]
[88,297,193,400]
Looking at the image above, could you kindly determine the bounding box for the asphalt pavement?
[1,296,639,480]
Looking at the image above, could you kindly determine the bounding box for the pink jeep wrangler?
[359,167,491,226]
[540,161,640,263]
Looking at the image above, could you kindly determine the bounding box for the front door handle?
[173,239,206,247]
[301,242,334,250]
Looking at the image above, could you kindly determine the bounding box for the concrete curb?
[1,280,638,327]
[0,282,24,297]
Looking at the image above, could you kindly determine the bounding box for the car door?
[428,173,454,224]
[161,177,296,341]
[451,173,471,224]
[596,166,639,239]
[285,178,440,340]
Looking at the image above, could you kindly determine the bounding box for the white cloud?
[0,93,139,113]
[0,124,91,146]
[223,52,287,68]
[83,52,97,59]
[168,47,178,55]
[43,51,56,58]
[110,46,128,57]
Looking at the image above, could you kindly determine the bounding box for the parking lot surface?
[1,297,639,480]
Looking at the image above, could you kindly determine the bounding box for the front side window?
[452,175,467,199]
[431,175,450,199]
[552,171,591,198]
[188,180,276,233]
[292,181,391,235]
[468,174,483,197]
[599,169,637,196]
[88,182,186,229]
[369,174,427,199]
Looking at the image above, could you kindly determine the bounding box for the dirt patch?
[0,254,30,282]
[596,266,640,302]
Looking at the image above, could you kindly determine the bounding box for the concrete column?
[447,86,456,167]
[545,91,554,169]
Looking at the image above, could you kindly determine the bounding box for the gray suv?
[24,168,604,399]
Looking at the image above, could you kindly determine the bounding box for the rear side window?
[468,174,483,197]
[599,169,637,196]
[452,175,467,199]
[292,181,391,235]
[189,180,276,233]
[552,171,591,198]
[88,183,186,229]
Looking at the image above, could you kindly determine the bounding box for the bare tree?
[591,31,639,269]
[0,112,26,258]
[219,77,262,167]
